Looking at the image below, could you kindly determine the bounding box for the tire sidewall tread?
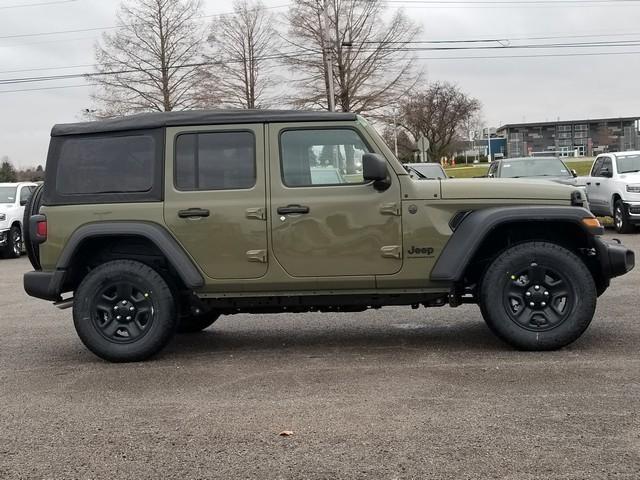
[73,259,177,362]
[480,241,597,351]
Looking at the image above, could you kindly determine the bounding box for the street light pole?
[323,0,335,112]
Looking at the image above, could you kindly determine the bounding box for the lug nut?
[544,291,549,296]
[122,300,127,305]
[126,316,131,321]
[541,302,546,307]
[129,306,134,311]
[529,302,535,307]
[534,285,540,291]
[116,315,121,320]
[114,305,119,310]
[525,292,531,297]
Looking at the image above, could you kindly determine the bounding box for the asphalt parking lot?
[1,231,639,479]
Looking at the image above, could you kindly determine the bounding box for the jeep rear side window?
[57,135,155,194]
[280,129,370,187]
[175,131,255,191]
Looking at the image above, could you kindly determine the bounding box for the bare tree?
[286,0,421,114]
[398,82,481,162]
[90,0,206,117]
[202,0,280,109]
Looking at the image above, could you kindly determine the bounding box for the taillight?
[36,220,47,239]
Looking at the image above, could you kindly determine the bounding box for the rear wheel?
[614,199,635,234]
[479,241,596,351]
[23,184,44,269]
[73,260,177,362]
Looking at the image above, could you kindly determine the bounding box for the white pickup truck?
[584,151,640,233]
[0,182,38,258]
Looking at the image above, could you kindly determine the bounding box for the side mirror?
[571,169,578,178]
[362,153,390,190]
[601,168,613,178]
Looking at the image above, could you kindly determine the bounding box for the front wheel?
[73,260,177,362]
[2,225,22,259]
[614,199,635,234]
[479,242,596,351]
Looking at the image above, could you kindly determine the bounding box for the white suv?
[585,151,640,233]
[0,182,38,258]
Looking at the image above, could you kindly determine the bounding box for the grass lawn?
[443,159,595,178]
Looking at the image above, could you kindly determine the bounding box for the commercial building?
[496,117,640,158]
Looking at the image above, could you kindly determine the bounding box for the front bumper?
[623,202,640,222]
[594,237,635,281]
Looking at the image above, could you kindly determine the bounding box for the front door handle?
[178,208,210,218]
[277,204,310,215]
[586,181,591,186]
[595,182,601,186]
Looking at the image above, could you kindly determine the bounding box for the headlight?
[626,184,640,193]
[0,213,5,221]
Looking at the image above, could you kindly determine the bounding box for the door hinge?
[380,245,402,259]
[379,203,401,216]
[245,207,266,220]
[246,249,268,263]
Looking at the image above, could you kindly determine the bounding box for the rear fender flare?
[57,221,204,289]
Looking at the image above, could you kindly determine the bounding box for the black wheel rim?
[91,282,154,343]
[503,262,575,332]
[11,229,21,256]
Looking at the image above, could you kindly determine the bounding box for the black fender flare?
[57,221,204,289]
[430,206,601,282]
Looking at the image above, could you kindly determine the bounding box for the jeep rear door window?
[280,129,370,187]
[175,131,255,191]
[57,135,155,194]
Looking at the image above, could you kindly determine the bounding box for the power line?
[0,83,96,94]
[0,4,291,40]
[0,0,78,9]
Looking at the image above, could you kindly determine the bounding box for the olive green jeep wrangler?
[23,110,634,362]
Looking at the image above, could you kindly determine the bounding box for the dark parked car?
[403,162,448,179]
[487,156,579,186]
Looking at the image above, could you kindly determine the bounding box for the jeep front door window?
[280,129,367,187]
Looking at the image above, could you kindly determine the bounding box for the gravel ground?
[1,231,639,479]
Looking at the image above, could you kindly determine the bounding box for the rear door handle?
[178,208,210,218]
[586,182,591,185]
[277,204,310,215]
[595,182,601,186]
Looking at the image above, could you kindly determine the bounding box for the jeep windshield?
[617,154,640,174]
[0,186,17,204]
[500,158,572,178]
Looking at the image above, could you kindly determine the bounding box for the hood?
[618,171,640,181]
[437,178,577,201]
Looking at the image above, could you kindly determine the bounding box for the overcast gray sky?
[1,0,639,168]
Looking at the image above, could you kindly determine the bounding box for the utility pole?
[322,0,335,112]
[393,108,399,158]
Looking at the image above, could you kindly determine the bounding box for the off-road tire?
[614,199,635,234]
[479,241,596,351]
[177,311,220,333]
[73,260,177,362]
[23,183,44,269]
[3,225,22,259]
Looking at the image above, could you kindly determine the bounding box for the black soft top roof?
[51,109,358,136]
